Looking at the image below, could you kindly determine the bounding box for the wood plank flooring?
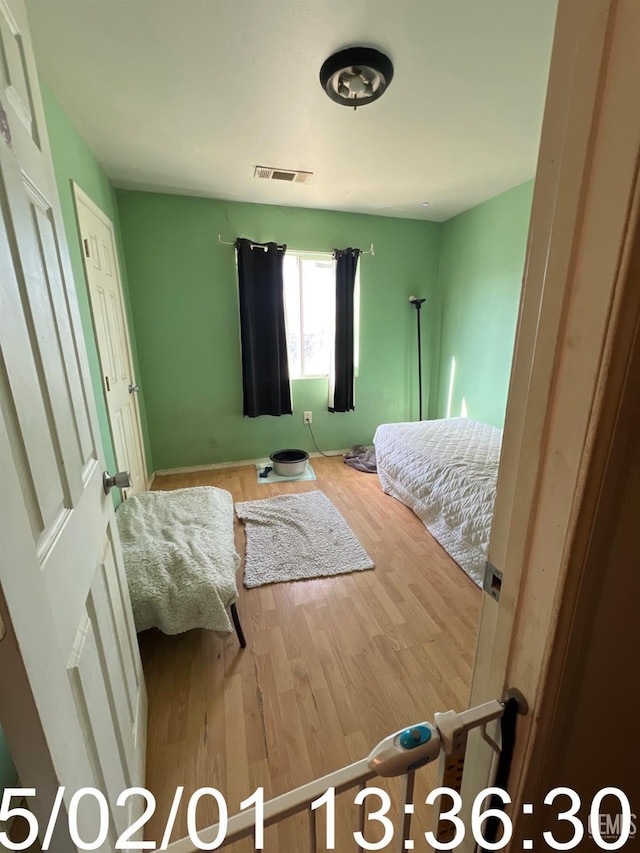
[140,457,481,849]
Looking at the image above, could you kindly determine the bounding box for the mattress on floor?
[373,418,502,585]
[117,486,240,635]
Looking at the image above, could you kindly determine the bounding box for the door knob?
[128,384,140,394]
[103,470,131,494]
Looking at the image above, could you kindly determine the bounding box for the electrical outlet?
[210,436,220,449]
[303,411,312,424]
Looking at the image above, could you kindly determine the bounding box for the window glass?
[283,252,359,379]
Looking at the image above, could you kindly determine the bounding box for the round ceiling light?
[320,47,394,110]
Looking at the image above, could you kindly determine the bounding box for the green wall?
[40,87,532,474]
[41,84,152,483]
[117,191,442,470]
[434,181,534,426]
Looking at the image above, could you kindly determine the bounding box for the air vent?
[254,165,312,184]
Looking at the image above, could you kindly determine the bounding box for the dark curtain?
[236,238,292,417]
[329,247,361,413]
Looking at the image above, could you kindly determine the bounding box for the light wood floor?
[141,457,481,849]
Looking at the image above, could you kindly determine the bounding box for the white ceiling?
[26,0,557,222]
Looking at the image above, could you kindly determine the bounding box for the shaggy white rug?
[235,490,374,588]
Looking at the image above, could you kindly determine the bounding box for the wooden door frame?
[465,0,640,835]
[71,182,148,491]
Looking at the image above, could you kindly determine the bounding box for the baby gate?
[165,697,520,852]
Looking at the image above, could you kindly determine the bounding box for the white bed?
[373,418,502,585]
[117,486,241,635]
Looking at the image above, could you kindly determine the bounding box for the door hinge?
[483,562,503,601]
[83,238,90,258]
[105,375,110,392]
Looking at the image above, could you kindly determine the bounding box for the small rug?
[235,490,374,588]
[255,461,316,484]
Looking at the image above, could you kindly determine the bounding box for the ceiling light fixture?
[320,47,394,110]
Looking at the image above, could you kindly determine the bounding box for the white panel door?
[75,188,147,497]
[0,0,146,848]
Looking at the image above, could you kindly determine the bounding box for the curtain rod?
[218,235,374,256]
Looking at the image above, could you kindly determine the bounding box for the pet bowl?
[269,449,309,477]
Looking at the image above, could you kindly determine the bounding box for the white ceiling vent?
[254,165,313,184]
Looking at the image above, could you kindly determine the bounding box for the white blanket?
[117,487,240,635]
[373,418,502,585]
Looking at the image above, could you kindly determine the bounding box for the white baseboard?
[153,449,349,478]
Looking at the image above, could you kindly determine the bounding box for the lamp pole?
[409,297,426,420]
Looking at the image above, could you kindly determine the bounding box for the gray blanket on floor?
[343,445,377,473]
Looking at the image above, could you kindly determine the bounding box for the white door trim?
[72,181,148,492]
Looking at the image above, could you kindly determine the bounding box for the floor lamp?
[409,296,426,420]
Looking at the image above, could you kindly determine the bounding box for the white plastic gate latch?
[367,721,441,777]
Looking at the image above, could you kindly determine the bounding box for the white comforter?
[117,487,240,635]
[373,418,502,585]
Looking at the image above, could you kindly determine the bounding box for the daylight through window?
[283,252,359,379]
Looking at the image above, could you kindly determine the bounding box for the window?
[283,251,360,379]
